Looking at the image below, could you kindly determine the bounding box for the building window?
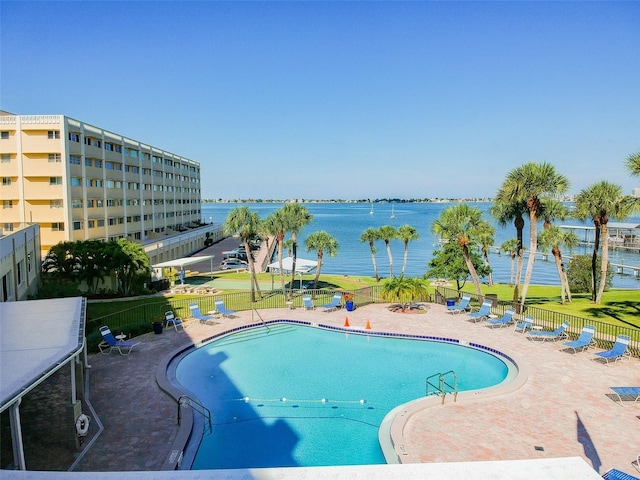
[2,177,12,186]
[17,260,24,285]
[50,199,63,208]
[85,158,92,167]
[94,160,102,168]
[70,177,82,187]
[2,272,11,302]
[2,200,12,209]
[51,222,64,231]
[115,162,122,171]
[96,199,103,207]
[108,218,115,226]
[73,221,82,230]
[69,132,80,142]
[106,180,115,189]
[97,219,105,227]
[48,153,61,162]
[72,199,83,208]
[69,155,81,165]
[85,179,93,187]
[130,150,138,158]
[27,254,32,273]
[87,220,95,228]
[114,145,122,153]
[93,139,101,148]
[47,130,60,139]
[105,161,113,170]
[95,179,103,187]
[49,177,62,185]
[1,154,10,163]
[104,143,113,151]
[86,199,95,208]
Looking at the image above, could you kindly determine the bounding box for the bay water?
[202,202,640,289]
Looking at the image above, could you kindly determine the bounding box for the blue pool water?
[175,322,513,469]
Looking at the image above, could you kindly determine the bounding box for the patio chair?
[526,321,570,342]
[562,325,596,353]
[214,299,236,318]
[302,295,315,311]
[321,293,342,312]
[467,300,493,323]
[602,468,639,480]
[189,303,217,325]
[164,311,184,331]
[608,387,640,406]
[593,335,631,364]
[514,315,534,334]
[447,294,471,314]
[484,308,515,328]
[98,326,140,355]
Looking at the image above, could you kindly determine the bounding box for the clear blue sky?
[2,1,639,200]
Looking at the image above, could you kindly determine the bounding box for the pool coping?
[156,319,526,471]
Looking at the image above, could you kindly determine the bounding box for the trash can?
[446,299,456,307]
[345,301,355,312]
[152,321,163,334]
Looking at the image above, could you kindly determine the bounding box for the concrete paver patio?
[8,301,640,477]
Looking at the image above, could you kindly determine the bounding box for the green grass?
[465,283,640,329]
[86,273,639,330]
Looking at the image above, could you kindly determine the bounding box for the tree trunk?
[596,224,609,304]
[369,241,379,281]
[591,222,601,302]
[463,246,483,297]
[385,240,393,277]
[402,242,409,275]
[520,209,538,307]
[552,248,566,304]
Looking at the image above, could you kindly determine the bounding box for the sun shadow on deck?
[576,411,602,474]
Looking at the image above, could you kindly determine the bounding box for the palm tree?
[381,275,428,310]
[476,224,496,287]
[495,162,569,307]
[360,227,381,281]
[397,224,419,275]
[574,181,638,304]
[224,206,263,302]
[431,203,490,297]
[305,231,339,290]
[378,225,397,278]
[539,226,578,304]
[282,203,313,298]
[263,209,288,296]
[625,151,640,176]
[490,199,527,305]
[500,238,518,286]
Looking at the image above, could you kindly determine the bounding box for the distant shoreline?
[202,198,496,204]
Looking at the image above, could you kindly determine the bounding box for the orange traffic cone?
[344,317,350,327]
[365,320,371,330]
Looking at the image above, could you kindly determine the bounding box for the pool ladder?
[426,370,458,405]
[178,395,212,433]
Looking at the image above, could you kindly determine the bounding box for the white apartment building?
[0,112,204,260]
[0,223,41,302]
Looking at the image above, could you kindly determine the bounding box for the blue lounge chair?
[593,335,631,364]
[563,325,596,353]
[602,468,639,480]
[302,295,315,311]
[484,308,515,328]
[514,315,534,334]
[164,310,184,331]
[214,299,236,318]
[467,300,493,323]
[609,387,640,406]
[98,326,140,355]
[189,303,217,325]
[526,321,570,342]
[321,293,342,312]
[447,294,471,314]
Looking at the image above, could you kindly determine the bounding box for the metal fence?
[87,285,639,357]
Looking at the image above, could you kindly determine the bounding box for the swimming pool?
[174,321,514,470]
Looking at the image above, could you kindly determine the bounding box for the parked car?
[220,258,248,270]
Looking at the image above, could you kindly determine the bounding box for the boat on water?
[390,204,395,219]
[369,202,374,215]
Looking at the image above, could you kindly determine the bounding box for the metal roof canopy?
[0,297,86,470]
[152,255,216,270]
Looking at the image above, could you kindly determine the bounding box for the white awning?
[266,256,317,274]
[152,255,216,269]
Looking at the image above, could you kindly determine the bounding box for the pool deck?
[10,302,640,478]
